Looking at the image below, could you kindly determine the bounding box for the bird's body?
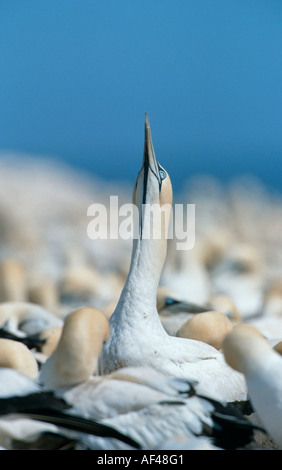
[6,352,253,452]
[72,389,260,451]
[100,269,245,401]
[76,400,212,450]
[222,324,282,448]
[0,368,140,450]
[101,324,245,402]
[0,301,63,336]
[55,366,196,421]
[48,365,257,451]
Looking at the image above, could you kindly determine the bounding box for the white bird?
[157,285,209,316]
[38,305,200,422]
[47,365,203,423]
[0,301,63,336]
[0,363,258,451]
[72,386,261,450]
[176,311,233,351]
[0,368,40,397]
[0,368,67,450]
[99,114,247,403]
[222,323,282,449]
[156,285,210,336]
[0,338,39,379]
[39,307,109,389]
[37,304,258,451]
[42,358,258,451]
[0,368,140,450]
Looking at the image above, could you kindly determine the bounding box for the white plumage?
[100,114,246,403]
[222,324,282,448]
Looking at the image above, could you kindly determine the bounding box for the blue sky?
[0,1,281,193]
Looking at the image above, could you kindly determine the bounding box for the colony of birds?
[1,117,282,451]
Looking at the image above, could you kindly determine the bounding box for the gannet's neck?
[128,239,166,300]
[114,211,168,321]
[109,113,172,330]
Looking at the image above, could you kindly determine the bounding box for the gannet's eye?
[159,169,166,180]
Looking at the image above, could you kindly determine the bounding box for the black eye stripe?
[141,162,166,180]
[149,167,163,192]
[140,164,166,198]
[149,166,166,181]
[149,166,159,180]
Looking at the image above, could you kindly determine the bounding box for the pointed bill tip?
[143,113,158,173]
[144,113,152,143]
[145,112,151,131]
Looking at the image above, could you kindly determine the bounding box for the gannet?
[0,368,140,450]
[36,326,63,357]
[38,307,206,419]
[1,367,260,451]
[222,323,282,448]
[208,294,242,323]
[47,367,200,423]
[0,325,46,350]
[0,338,39,379]
[156,288,238,337]
[40,340,259,451]
[176,311,233,350]
[39,307,109,389]
[0,301,63,336]
[72,382,262,450]
[99,114,247,403]
[157,286,209,315]
[37,305,256,450]
[156,286,210,336]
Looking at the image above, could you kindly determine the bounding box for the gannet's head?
[133,113,172,210]
[209,295,242,323]
[222,323,272,374]
[176,311,233,350]
[39,307,109,389]
[0,338,39,379]
[132,113,172,240]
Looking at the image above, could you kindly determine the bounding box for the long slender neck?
[113,205,169,320]
[127,238,166,298]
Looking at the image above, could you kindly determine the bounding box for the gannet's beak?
[142,113,163,189]
[159,297,211,315]
[133,113,168,205]
[132,113,172,241]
